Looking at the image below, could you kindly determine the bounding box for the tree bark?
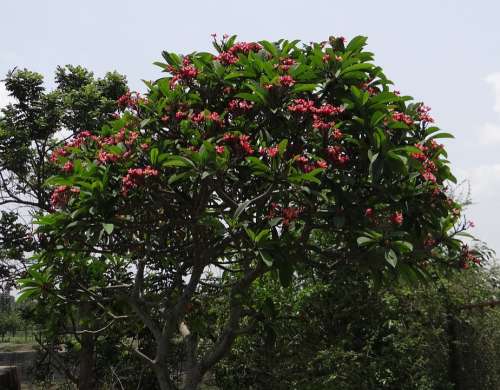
[154,365,178,390]
[78,332,96,390]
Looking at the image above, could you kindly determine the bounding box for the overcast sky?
[0,0,499,256]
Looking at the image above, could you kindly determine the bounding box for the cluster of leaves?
[213,264,500,390]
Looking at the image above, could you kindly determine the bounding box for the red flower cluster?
[411,143,438,183]
[215,145,225,154]
[117,91,140,109]
[279,58,296,72]
[175,111,189,120]
[222,133,253,155]
[50,147,69,163]
[287,99,316,113]
[288,99,343,115]
[121,166,159,196]
[62,161,74,173]
[190,111,224,126]
[259,145,279,158]
[288,99,344,131]
[169,57,198,86]
[227,99,254,113]
[417,105,434,123]
[215,51,239,65]
[50,185,80,209]
[312,115,333,130]
[279,75,295,87]
[460,244,481,268]
[295,155,327,172]
[98,150,120,165]
[390,211,404,226]
[215,41,261,66]
[267,203,303,226]
[392,111,413,125]
[331,129,343,140]
[326,146,349,166]
[229,42,261,55]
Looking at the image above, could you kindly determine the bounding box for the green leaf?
[370,111,386,127]
[278,139,288,157]
[385,249,398,268]
[259,40,279,57]
[162,156,196,168]
[259,250,274,267]
[345,36,368,52]
[394,240,413,253]
[255,229,270,243]
[102,223,114,235]
[150,148,159,165]
[16,287,39,303]
[234,92,262,104]
[234,199,253,219]
[427,132,454,140]
[357,236,374,247]
[342,63,373,74]
[292,83,317,93]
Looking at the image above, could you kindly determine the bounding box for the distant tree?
[0,66,128,389]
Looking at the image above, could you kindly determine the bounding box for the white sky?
[0,0,499,256]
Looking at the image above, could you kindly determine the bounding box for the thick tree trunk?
[154,366,178,390]
[0,366,20,390]
[182,367,204,390]
[78,301,96,390]
[78,332,96,390]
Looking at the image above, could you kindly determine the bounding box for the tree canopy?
[18,35,488,390]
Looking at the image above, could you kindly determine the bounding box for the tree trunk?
[77,301,96,390]
[182,367,204,390]
[0,366,20,390]
[78,332,96,390]
[154,365,178,390]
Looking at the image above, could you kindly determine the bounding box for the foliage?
[0,65,129,389]
[22,34,490,390]
[213,264,500,390]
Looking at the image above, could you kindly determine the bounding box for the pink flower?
[422,170,437,183]
[288,99,316,113]
[62,161,74,173]
[279,75,295,87]
[392,112,413,125]
[175,111,188,120]
[364,208,374,218]
[215,51,239,65]
[417,105,434,123]
[239,134,253,155]
[121,166,159,196]
[98,150,119,164]
[50,186,79,209]
[331,129,343,140]
[215,145,225,154]
[228,99,254,112]
[140,143,150,151]
[390,211,404,226]
[316,159,328,169]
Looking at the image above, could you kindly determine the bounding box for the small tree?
[28,35,485,390]
[0,66,129,389]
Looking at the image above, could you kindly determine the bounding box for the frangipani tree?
[26,35,484,390]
